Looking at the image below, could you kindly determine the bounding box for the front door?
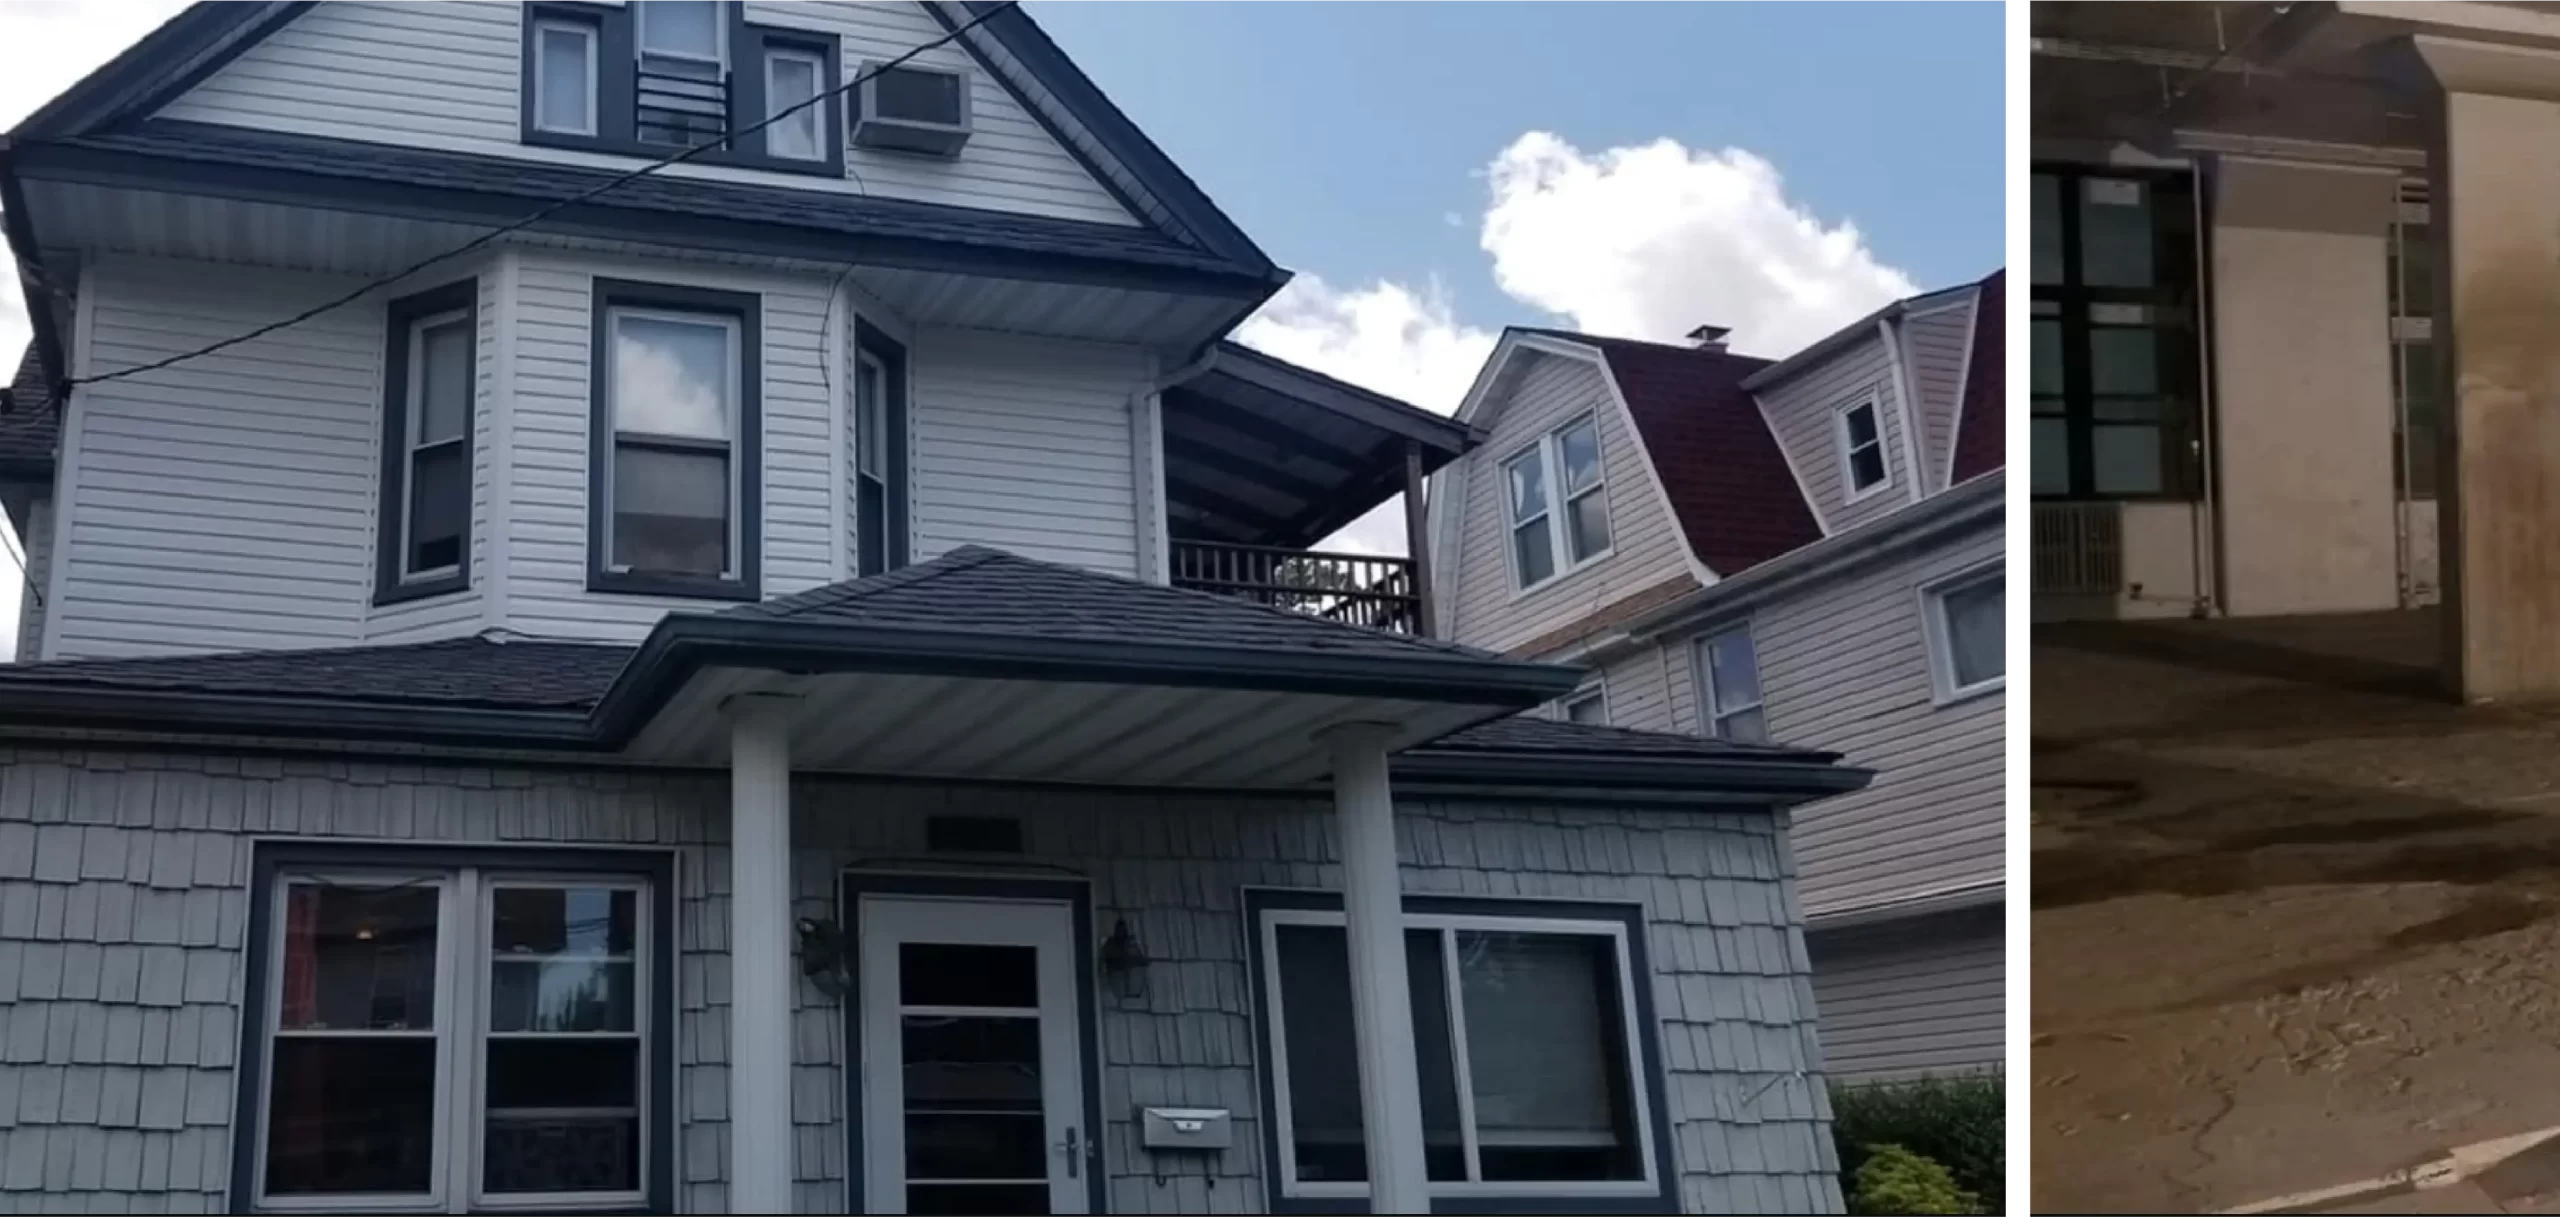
[857,895,1089,1215]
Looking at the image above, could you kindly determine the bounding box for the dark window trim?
[852,318,910,574]
[2030,163,2205,503]
[1240,888,1681,1216]
[835,870,1107,1215]
[587,277,763,601]
[226,842,680,1216]
[519,1,844,180]
[374,277,479,607]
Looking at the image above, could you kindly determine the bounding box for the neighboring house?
[0,4,1874,1214]
[1429,271,2006,1081]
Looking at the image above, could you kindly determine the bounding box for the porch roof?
[0,549,1859,798]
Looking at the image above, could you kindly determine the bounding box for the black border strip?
[835,870,1108,1214]
[227,842,681,1216]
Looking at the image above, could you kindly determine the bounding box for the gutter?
[1595,470,2005,658]
[1392,750,1874,801]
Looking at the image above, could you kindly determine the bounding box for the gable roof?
[1949,269,2007,483]
[0,345,59,481]
[6,2,1276,278]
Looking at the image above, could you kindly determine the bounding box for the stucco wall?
[0,747,1842,1214]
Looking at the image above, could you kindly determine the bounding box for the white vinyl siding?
[1660,523,2004,916]
[908,330,1145,577]
[1903,295,1977,492]
[155,1,1141,227]
[49,256,490,659]
[507,251,835,641]
[1807,908,2004,1080]
[1754,331,1913,533]
[1446,351,1696,657]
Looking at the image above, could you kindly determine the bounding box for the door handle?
[1057,1126,1081,1179]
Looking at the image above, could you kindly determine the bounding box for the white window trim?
[1693,623,1765,742]
[1920,562,2006,705]
[763,46,827,161]
[1256,906,1662,1203]
[1834,393,1891,503]
[1503,412,1613,596]
[1555,685,1609,725]
[252,869,655,1212]
[637,0,726,68]
[602,306,744,581]
[531,18,599,137]
[398,309,472,584]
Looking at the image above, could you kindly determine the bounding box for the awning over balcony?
[1160,342,1483,549]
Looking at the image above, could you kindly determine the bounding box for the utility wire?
[61,2,1017,390]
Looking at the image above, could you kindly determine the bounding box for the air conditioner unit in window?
[851,61,971,157]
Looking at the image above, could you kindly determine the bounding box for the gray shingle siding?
[0,747,1841,1215]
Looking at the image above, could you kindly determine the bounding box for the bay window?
[234,847,673,1213]
[853,319,910,576]
[376,280,476,606]
[1248,893,1671,1211]
[588,279,762,600]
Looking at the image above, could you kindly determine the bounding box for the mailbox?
[1138,1106,1233,1151]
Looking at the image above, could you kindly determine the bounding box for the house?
[0,3,1874,1214]
[1426,271,2005,1081]
[2029,1,2560,703]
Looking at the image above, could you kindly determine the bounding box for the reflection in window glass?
[2092,425,2165,496]
[2033,173,2062,285]
[2079,176,2155,288]
[2088,327,2159,396]
[1939,573,2005,690]
[2031,419,2071,496]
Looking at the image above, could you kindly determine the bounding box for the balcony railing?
[1170,540,1423,635]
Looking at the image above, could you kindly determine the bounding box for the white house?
[0,3,1871,1214]
[1427,271,2006,1081]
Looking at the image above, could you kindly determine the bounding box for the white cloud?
[0,1,189,660]
[1236,130,1921,556]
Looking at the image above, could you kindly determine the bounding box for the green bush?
[1851,1144,1980,1215]
[1830,1073,2003,1215]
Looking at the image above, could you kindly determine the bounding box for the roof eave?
[1391,750,1873,802]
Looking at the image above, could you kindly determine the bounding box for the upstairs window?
[636,0,727,148]
[1836,395,1889,500]
[763,46,826,161]
[589,279,762,600]
[531,18,597,136]
[1924,565,2005,702]
[1695,624,1768,743]
[1557,687,1608,725]
[376,280,476,606]
[853,321,910,576]
[1501,414,1612,592]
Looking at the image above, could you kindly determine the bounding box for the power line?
[61,2,1018,390]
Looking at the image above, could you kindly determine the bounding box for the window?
[853,320,910,576]
[638,0,723,75]
[2031,166,2204,500]
[1249,895,1669,1209]
[763,46,826,161]
[1695,625,1767,743]
[2391,181,2437,500]
[1558,688,1608,725]
[376,281,476,606]
[531,18,596,136]
[1925,566,2005,701]
[1503,414,1611,591]
[588,279,762,599]
[235,848,673,1213]
[1835,396,1889,498]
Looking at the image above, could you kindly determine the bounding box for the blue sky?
[1033,1,2003,332]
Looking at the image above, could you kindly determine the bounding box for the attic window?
[851,61,972,157]
[1501,414,1612,592]
[1836,396,1889,500]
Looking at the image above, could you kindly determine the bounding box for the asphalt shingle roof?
[0,344,60,476]
[57,122,1247,279]
[726,544,1508,663]
[0,636,630,711]
[1949,269,2007,484]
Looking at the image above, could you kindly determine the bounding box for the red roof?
[1528,332,1823,578]
[1948,269,2005,483]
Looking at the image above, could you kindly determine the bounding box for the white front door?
[857,895,1089,1215]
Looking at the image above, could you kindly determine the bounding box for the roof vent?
[1684,325,1732,352]
[851,61,973,158]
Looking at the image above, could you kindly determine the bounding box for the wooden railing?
[1170,540,1423,635]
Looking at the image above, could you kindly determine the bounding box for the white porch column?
[726,694,797,1213]
[1319,722,1429,1214]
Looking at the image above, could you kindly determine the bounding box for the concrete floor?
[2034,608,2560,1214]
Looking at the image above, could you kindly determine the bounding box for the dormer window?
[522,2,843,177]
[1836,395,1890,500]
[1502,413,1612,592]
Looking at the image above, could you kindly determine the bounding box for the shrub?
[1851,1144,1980,1215]
[1830,1073,2003,1214]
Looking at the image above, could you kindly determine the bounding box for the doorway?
[844,876,1104,1215]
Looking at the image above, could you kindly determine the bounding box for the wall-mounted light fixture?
[1100,917,1151,1001]
[796,917,850,998]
